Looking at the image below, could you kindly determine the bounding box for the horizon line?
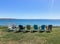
[0,18,60,20]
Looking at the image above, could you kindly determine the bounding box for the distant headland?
[0,18,60,20]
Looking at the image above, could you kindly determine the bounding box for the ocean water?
[0,19,60,26]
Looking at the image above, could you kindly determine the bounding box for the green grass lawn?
[0,26,60,44]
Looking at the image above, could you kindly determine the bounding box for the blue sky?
[0,0,60,19]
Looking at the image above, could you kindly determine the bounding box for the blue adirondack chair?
[33,25,38,32]
[18,25,24,32]
[40,25,46,32]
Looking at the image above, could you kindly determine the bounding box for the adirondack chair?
[46,25,52,33]
[18,25,25,32]
[33,25,38,32]
[8,23,16,32]
[26,25,31,32]
[40,25,46,32]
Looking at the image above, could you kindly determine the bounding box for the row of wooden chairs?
[8,25,52,33]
